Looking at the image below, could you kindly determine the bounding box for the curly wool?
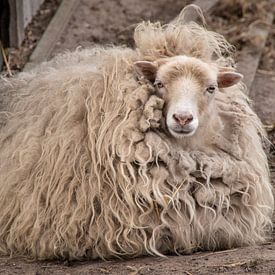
[0,11,273,260]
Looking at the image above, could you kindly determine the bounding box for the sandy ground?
[1,0,275,274]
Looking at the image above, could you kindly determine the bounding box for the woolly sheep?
[0,9,273,260]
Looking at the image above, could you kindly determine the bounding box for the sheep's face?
[135,56,243,138]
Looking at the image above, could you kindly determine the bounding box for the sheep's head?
[135,56,243,138]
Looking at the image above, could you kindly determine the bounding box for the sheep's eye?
[154,80,164,89]
[206,85,216,94]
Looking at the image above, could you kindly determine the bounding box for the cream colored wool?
[0,10,273,260]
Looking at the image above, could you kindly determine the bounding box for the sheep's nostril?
[186,114,193,124]
[173,113,193,126]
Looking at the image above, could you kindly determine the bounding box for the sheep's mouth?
[165,117,199,138]
[173,128,193,134]
[169,127,196,137]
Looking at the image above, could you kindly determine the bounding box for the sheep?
[0,8,273,260]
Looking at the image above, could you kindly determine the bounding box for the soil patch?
[51,0,192,55]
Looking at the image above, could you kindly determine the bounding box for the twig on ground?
[212,261,248,268]
[197,248,239,259]
[0,41,12,77]
[127,265,146,275]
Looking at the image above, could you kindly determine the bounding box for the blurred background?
[0,0,274,72]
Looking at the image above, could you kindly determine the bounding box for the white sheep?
[0,9,273,260]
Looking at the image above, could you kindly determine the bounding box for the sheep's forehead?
[157,56,217,86]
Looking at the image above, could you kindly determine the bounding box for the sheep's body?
[0,15,273,260]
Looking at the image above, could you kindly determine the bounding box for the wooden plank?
[8,0,22,47]
[9,0,44,47]
[24,0,78,71]
[237,12,274,93]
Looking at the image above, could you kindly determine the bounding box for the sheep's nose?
[173,113,193,126]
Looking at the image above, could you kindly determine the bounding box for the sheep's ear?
[134,61,158,82]
[218,72,243,88]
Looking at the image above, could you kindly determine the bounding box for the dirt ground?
[1,0,275,274]
[1,243,275,275]
[51,0,192,55]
